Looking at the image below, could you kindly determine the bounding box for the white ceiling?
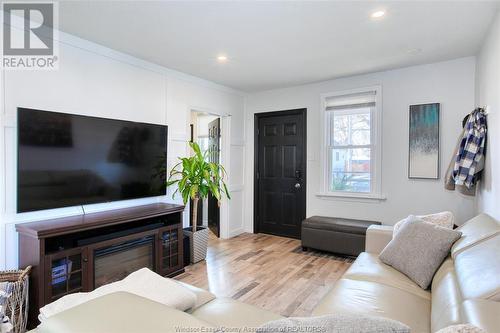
[58,1,499,92]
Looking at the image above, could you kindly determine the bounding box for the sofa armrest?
[365,225,394,254]
[174,280,216,310]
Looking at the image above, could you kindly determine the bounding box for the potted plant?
[166,142,230,263]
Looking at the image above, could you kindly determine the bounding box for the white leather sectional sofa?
[31,214,500,333]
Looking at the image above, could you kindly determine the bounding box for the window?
[320,86,382,199]
[197,136,210,156]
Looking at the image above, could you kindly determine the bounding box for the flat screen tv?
[17,108,167,213]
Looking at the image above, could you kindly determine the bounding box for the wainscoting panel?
[230,144,245,185]
[0,26,245,270]
[228,188,244,237]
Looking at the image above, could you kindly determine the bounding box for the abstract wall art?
[408,103,440,179]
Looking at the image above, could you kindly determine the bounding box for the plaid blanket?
[452,108,487,189]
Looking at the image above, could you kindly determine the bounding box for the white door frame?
[188,107,231,239]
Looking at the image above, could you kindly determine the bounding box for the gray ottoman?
[301,216,381,256]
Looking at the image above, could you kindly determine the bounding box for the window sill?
[316,192,387,202]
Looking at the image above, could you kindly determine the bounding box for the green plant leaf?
[190,141,204,160]
[222,182,231,200]
[209,183,221,200]
[165,141,232,224]
[190,184,199,199]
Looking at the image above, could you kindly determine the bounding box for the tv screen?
[17,108,167,213]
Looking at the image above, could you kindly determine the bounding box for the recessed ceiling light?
[407,48,423,55]
[217,55,228,62]
[371,10,385,19]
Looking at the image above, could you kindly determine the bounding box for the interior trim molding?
[231,140,246,146]
[228,227,245,238]
[229,184,244,192]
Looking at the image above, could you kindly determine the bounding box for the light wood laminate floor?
[175,232,352,317]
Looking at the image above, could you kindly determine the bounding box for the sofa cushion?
[36,292,215,333]
[454,235,500,301]
[431,258,464,332]
[257,313,410,333]
[343,252,430,299]
[191,298,283,329]
[312,278,431,333]
[451,214,500,259]
[380,216,462,289]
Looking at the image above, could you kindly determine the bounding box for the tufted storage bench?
[301,216,381,256]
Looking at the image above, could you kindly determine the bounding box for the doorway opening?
[190,111,221,238]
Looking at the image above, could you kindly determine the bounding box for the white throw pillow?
[39,268,197,320]
[435,324,486,333]
[393,211,454,236]
[257,313,410,333]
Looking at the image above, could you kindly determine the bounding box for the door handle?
[294,183,301,189]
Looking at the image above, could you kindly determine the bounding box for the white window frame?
[318,86,384,200]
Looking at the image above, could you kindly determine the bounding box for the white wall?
[476,12,500,220]
[193,113,218,138]
[244,57,477,230]
[0,31,246,269]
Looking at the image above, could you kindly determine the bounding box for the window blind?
[325,91,376,111]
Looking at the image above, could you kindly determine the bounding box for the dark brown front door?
[208,118,221,237]
[254,109,306,239]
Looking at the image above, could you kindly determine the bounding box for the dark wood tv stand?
[16,202,185,327]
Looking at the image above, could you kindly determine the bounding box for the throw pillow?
[257,313,410,333]
[380,215,462,289]
[393,211,454,236]
[435,324,486,333]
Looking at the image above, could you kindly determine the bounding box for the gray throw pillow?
[380,215,462,289]
[257,313,410,333]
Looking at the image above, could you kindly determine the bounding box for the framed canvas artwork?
[408,103,440,179]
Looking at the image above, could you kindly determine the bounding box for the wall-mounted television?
[17,108,167,213]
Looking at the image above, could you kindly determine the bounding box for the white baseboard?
[228,227,245,238]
